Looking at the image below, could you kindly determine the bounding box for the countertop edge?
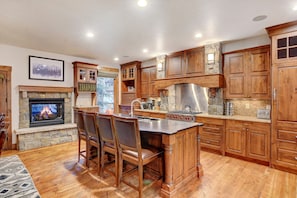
[134,109,271,123]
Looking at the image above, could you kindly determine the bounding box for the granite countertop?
[114,113,202,135]
[134,109,271,123]
[138,119,202,134]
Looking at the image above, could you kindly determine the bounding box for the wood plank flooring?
[2,142,297,198]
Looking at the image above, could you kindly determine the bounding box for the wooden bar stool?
[95,113,119,186]
[112,115,163,198]
[74,110,89,167]
[82,112,100,174]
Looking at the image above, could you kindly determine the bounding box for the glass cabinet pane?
[89,70,96,81]
[79,69,87,81]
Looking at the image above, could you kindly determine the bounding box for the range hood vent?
[154,74,224,90]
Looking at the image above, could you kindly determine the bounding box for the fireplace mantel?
[19,85,73,93]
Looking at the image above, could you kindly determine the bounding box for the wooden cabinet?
[166,51,185,78]
[225,120,246,156]
[196,117,225,155]
[225,120,270,162]
[185,47,205,76]
[266,21,297,173]
[120,61,141,106]
[140,66,158,98]
[73,61,98,106]
[224,45,271,99]
[166,46,205,79]
[134,110,166,119]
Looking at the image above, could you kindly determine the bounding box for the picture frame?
[29,56,64,81]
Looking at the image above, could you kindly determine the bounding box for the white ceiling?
[0,0,296,66]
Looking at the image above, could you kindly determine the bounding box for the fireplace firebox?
[29,98,64,127]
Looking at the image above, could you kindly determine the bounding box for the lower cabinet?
[225,120,270,162]
[271,121,297,173]
[196,117,225,155]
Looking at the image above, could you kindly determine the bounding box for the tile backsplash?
[227,99,271,117]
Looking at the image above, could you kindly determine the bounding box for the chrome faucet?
[130,98,141,117]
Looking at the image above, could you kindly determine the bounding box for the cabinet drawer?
[277,129,297,142]
[202,125,222,134]
[201,131,221,141]
[197,117,225,125]
[201,139,221,146]
[277,148,297,165]
[278,141,297,151]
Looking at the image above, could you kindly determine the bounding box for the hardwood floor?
[2,142,297,198]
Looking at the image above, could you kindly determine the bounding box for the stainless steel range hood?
[166,83,209,113]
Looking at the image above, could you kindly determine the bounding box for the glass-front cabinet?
[73,61,98,106]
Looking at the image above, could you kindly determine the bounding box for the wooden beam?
[18,85,73,93]
[154,74,224,90]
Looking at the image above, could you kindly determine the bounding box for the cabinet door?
[121,93,136,105]
[166,52,185,78]
[149,68,159,97]
[224,52,246,98]
[141,82,149,98]
[248,46,271,99]
[140,68,150,98]
[185,47,204,76]
[275,66,297,122]
[246,123,270,161]
[225,120,246,156]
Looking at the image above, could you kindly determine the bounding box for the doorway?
[97,67,119,113]
[0,66,12,149]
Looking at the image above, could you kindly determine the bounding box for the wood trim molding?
[266,20,297,36]
[19,85,73,93]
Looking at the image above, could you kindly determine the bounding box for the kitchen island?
[118,115,204,197]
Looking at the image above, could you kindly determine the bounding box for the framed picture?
[29,56,64,81]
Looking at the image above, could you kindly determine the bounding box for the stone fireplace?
[16,86,77,151]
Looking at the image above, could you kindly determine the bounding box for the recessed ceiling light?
[86,32,94,38]
[114,57,119,61]
[138,0,147,7]
[252,15,267,22]
[143,49,148,53]
[195,33,202,38]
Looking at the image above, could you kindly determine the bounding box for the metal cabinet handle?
[295,156,297,160]
[273,88,277,100]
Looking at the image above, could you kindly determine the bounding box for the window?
[97,77,114,113]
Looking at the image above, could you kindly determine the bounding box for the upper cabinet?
[166,51,185,78]
[120,61,141,105]
[166,46,205,79]
[73,61,98,106]
[270,31,297,63]
[223,45,271,99]
[185,47,205,76]
[140,66,158,98]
